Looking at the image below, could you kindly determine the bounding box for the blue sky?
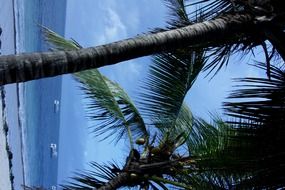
[58,0,168,183]
[57,0,265,184]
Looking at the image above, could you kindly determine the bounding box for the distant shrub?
[10,173,14,183]
[3,122,9,134]
[7,150,13,159]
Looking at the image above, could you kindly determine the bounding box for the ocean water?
[15,0,67,188]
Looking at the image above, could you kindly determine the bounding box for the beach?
[1,0,67,188]
[0,0,15,188]
[0,0,25,189]
[0,97,12,190]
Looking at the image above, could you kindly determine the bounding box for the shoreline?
[13,0,27,187]
[17,83,27,187]
[12,0,17,54]
[13,0,27,186]
[0,0,26,189]
[0,0,18,189]
[0,87,13,190]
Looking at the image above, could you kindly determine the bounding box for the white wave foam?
[13,0,25,53]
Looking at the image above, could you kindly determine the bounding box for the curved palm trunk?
[0,14,253,85]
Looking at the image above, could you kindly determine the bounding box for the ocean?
[13,0,66,189]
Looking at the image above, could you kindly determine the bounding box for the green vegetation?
[19,0,285,189]
[44,1,285,188]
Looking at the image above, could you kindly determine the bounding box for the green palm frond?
[154,103,194,153]
[140,50,205,126]
[180,172,248,190]
[43,27,147,143]
[190,118,260,172]
[62,162,120,190]
[186,117,225,156]
[42,26,82,50]
[160,0,236,77]
[76,70,147,143]
[224,63,285,123]
[222,63,285,189]
[164,0,285,77]
[103,77,148,140]
[163,0,191,27]
[139,0,206,127]
[160,115,255,189]
[185,0,233,21]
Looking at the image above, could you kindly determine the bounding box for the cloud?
[97,8,127,44]
[84,151,88,157]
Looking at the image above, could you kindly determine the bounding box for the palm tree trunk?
[0,14,253,85]
[97,172,129,190]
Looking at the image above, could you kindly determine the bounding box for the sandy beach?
[0,97,12,190]
[0,0,24,190]
[0,0,14,185]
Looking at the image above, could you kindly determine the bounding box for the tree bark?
[0,14,253,85]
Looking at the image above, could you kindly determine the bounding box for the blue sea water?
[17,0,67,188]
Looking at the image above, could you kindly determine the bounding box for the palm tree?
[221,63,285,189]
[40,1,285,189]
[45,28,201,189]
[0,0,284,85]
[42,12,267,189]
[17,1,282,188]
[61,58,246,190]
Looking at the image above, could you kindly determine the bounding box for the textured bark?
[0,14,254,85]
[97,173,129,190]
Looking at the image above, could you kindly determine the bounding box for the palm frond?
[222,63,285,188]
[163,0,191,27]
[224,63,285,123]
[154,103,194,153]
[176,171,247,190]
[62,162,119,190]
[75,70,126,141]
[42,26,82,50]
[185,0,233,21]
[266,28,285,61]
[186,117,225,156]
[159,0,236,77]
[140,49,205,126]
[43,27,147,143]
[76,70,147,143]
[164,0,285,77]
[146,110,254,188]
[166,115,259,188]
[138,0,206,127]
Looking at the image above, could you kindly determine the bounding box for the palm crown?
[42,0,285,189]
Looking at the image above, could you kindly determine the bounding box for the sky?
[58,0,168,183]
[58,0,265,184]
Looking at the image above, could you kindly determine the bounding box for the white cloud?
[97,8,127,44]
[84,151,88,157]
[128,61,141,75]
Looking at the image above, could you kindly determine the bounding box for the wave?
[13,0,25,53]
[17,83,29,185]
[14,0,29,184]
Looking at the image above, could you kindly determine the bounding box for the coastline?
[17,83,27,187]
[0,0,26,189]
[0,88,12,190]
[12,0,17,53]
[1,0,67,188]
